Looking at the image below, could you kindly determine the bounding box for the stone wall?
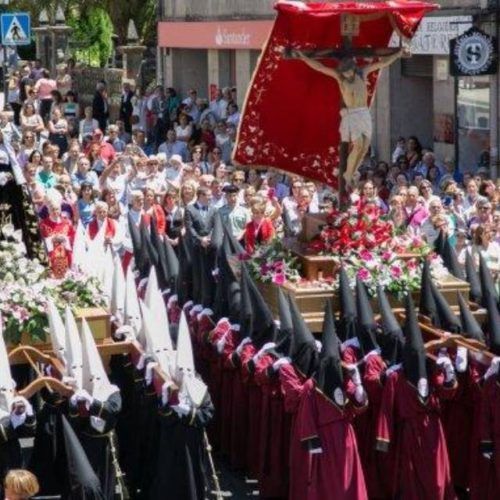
[161,0,274,20]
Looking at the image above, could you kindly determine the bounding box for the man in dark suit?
[119,82,134,134]
[184,187,217,307]
[92,81,109,132]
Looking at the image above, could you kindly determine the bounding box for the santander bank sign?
[158,21,273,50]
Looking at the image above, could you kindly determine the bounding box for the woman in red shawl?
[244,200,275,254]
[39,194,75,278]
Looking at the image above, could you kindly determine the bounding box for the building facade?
[157,0,499,177]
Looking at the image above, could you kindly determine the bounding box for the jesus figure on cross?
[295,47,408,187]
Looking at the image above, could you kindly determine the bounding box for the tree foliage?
[8,0,157,46]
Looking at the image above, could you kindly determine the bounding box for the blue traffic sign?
[1,13,31,46]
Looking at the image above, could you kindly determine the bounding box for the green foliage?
[67,7,113,67]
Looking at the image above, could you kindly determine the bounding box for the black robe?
[0,411,36,484]
[149,393,214,500]
[68,391,122,500]
[29,391,69,496]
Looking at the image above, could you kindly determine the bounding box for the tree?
[9,0,156,46]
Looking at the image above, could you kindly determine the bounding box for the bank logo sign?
[450,27,497,76]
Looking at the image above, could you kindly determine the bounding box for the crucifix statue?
[285,13,410,194]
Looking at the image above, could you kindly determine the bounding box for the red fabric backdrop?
[234,1,438,188]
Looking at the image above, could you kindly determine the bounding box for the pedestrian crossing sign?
[1,13,31,46]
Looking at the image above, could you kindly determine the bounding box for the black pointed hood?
[485,292,500,355]
[355,278,379,355]
[240,264,276,348]
[140,220,157,274]
[61,416,104,499]
[458,293,485,342]
[288,294,319,378]
[434,230,446,256]
[377,285,404,366]
[223,224,245,255]
[442,237,464,280]
[430,280,462,333]
[127,212,148,277]
[465,251,482,304]
[337,266,357,342]
[419,259,438,323]
[479,253,499,308]
[150,216,169,290]
[272,287,294,358]
[164,238,179,291]
[313,299,344,405]
[176,236,193,306]
[402,294,427,390]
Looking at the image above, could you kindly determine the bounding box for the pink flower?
[357,268,371,281]
[272,273,286,286]
[390,265,403,278]
[359,249,374,261]
[238,252,251,261]
[406,259,418,270]
[382,251,393,261]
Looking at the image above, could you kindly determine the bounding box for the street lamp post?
[0,0,11,111]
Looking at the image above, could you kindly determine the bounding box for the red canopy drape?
[234,1,438,188]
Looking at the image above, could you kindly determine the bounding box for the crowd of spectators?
[2,59,499,280]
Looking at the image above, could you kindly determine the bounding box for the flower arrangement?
[308,203,393,255]
[0,230,106,345]
[247,239,301,285]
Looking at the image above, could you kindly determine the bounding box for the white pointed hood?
[144,267,173,350]
[124,265,141,338]
[139,301,174,377]
[101,247,114,307]
[47,299,66,362]
[175,311,207,407]
[72,221,89,273]
[64,306,83,389]
[81,318,119,401]
[0,315,15,417]
[110,254,126,325]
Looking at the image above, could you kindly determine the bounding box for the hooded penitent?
[110,254,126,325]
[64,306,83,389]
[355,277,379,356]
[47,298,66,363]
[457,292,485,343]
[288,293,319,379]
[484,292,500,355]
[376,285,404,366]
[164,238,180,292]
[270,287,294,359]
[128,212,149,278]
[479,253,499,309]
[313,299,344,408]
[419,259,438,324]
[430,280,462,333]
[81,318,119,403]
[337,266,357,342]
[150,216,169,291]
[0,314,15,418]
[240,264,276,349]
[465,251,482,304]
[442,237,464,280]
[176,235,193,306]
[403,294,428,399]
[175,311,208,408]
[140,300,173,378]
[434,230,446,257]
[124,265,141,337]
[61,416,104,500]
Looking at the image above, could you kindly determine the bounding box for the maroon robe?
[280,364,368,500]
[227,343,254,469]
[255,353,291,499]
[441,358,486,494]
[376,368,457,500]
[241,348,263,477]
[479,375,500,498]
[353,352,388,499]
